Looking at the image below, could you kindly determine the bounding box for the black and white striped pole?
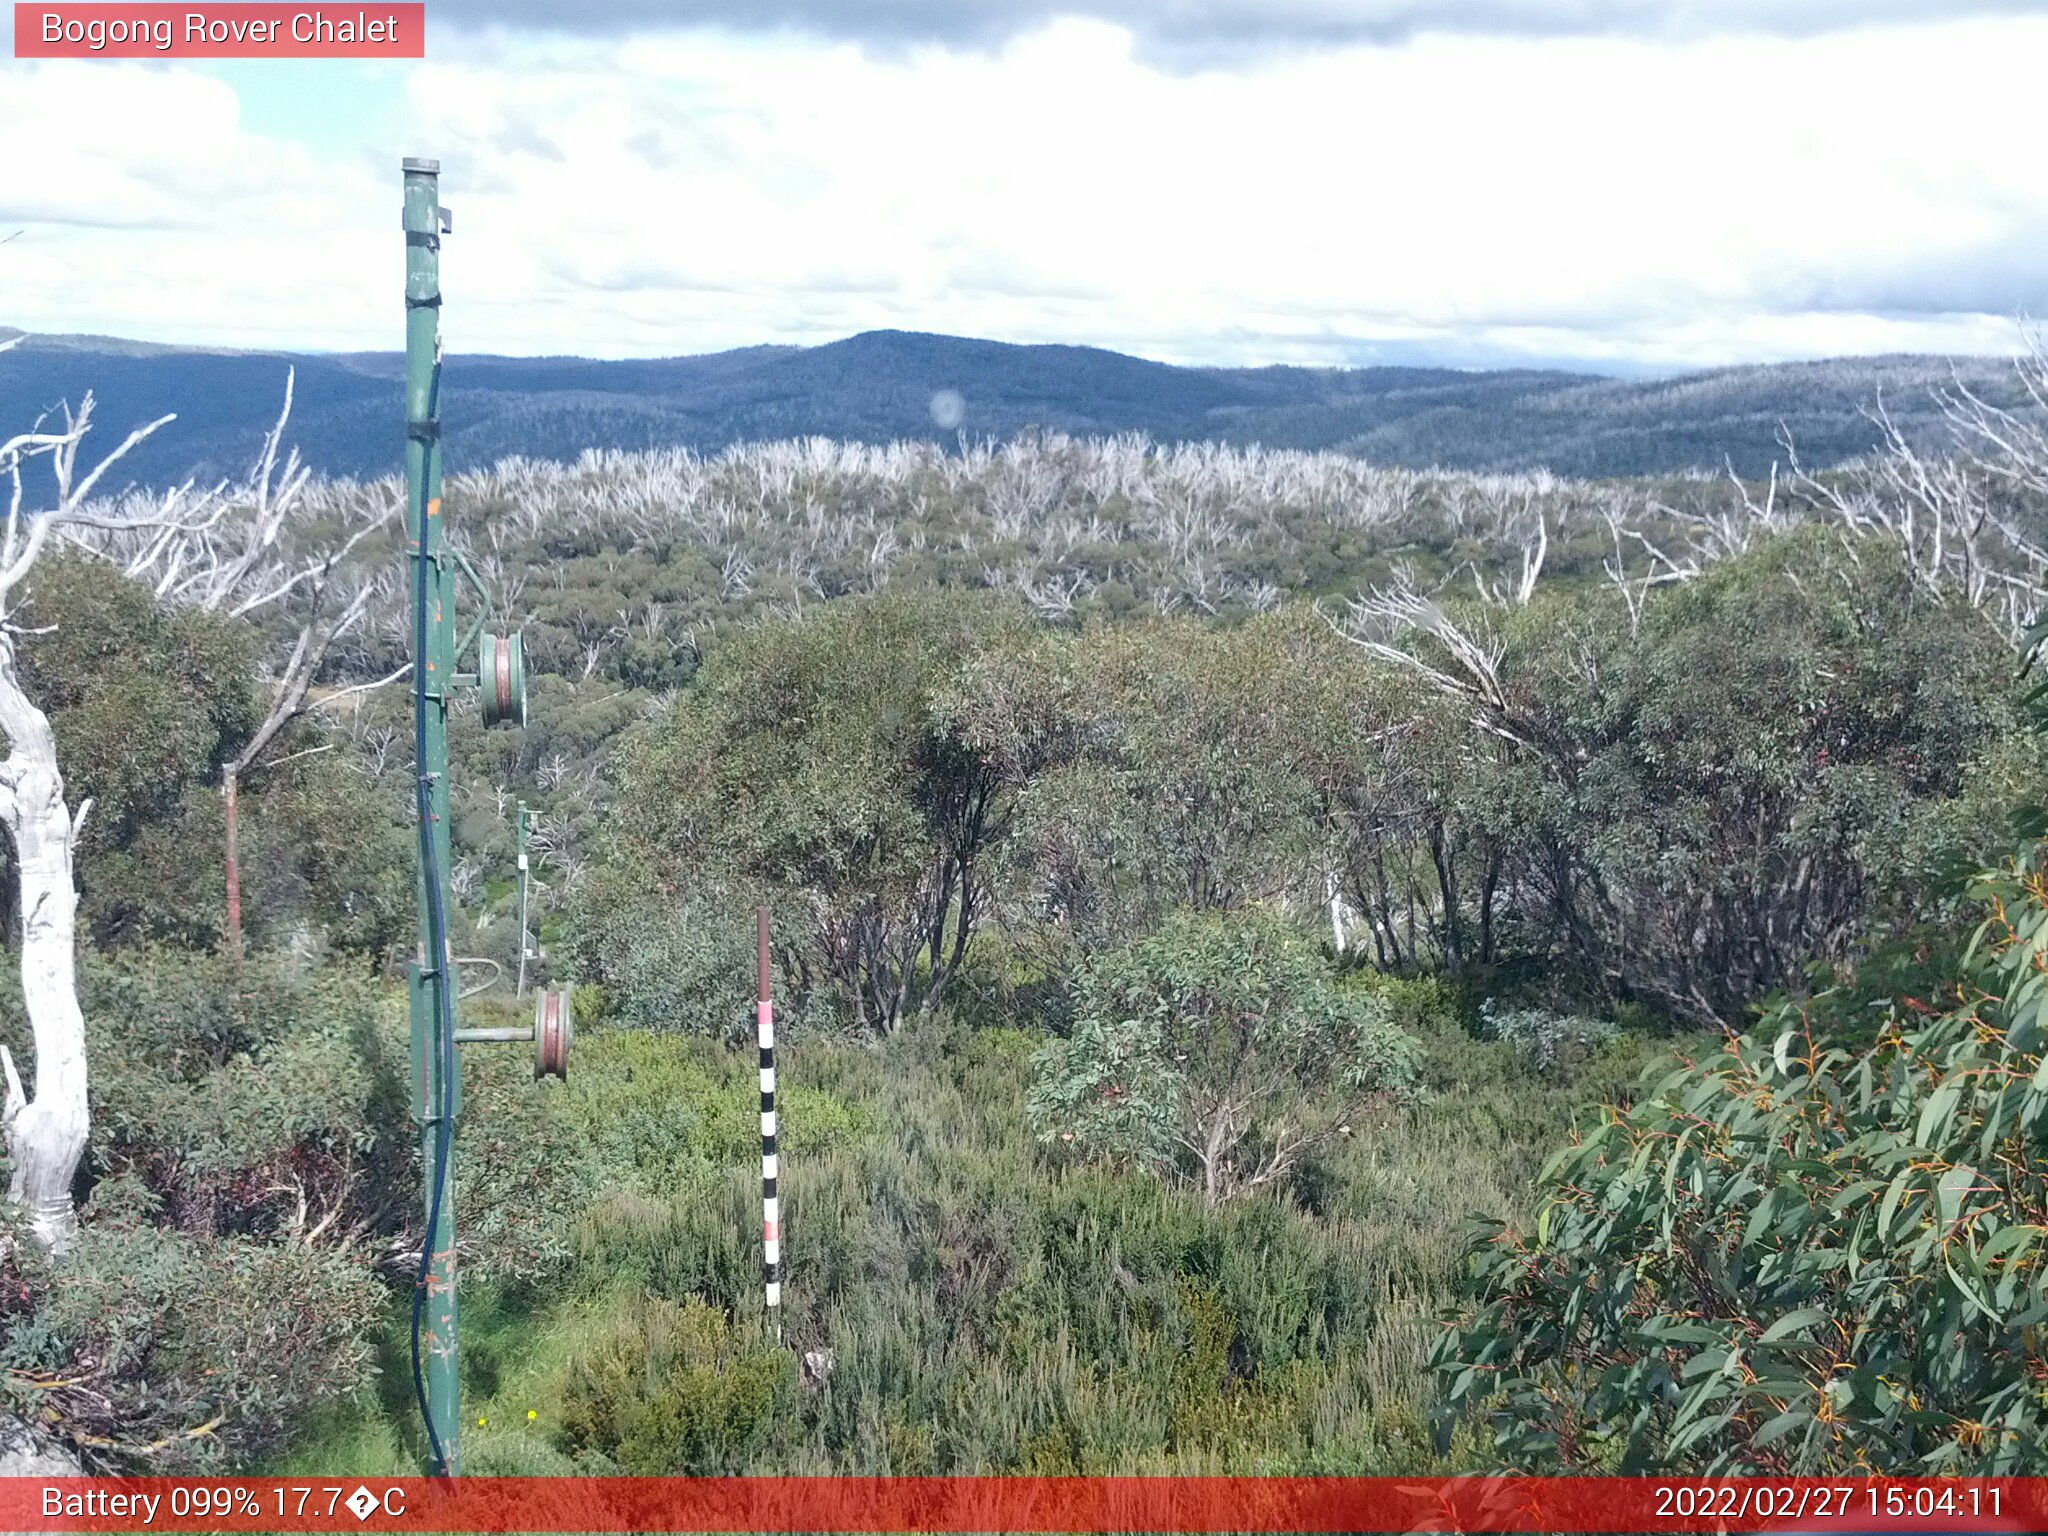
[757,906,782,1342]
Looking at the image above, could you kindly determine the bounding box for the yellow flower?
[477,1416,488,1428]
[527,1410,539,1422]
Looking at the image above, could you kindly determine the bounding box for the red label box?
[14,3,425,57]
[4,1476,2046,1533]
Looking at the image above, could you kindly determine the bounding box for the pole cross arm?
[449,543,492,666]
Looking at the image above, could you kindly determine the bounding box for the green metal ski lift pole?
[403,157,560,1479]
[402,154,461,1478]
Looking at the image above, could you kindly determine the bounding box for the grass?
[280,995,1679,1476]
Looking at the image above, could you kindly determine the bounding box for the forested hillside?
[3,345,2048,1477]
[0,327,2023,488]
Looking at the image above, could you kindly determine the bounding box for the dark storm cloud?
[1758,225,2048,324]
[1838,269,2048,325]
[428,0,2040,57]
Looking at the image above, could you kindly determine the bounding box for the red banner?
[13,4,424,57]
[4,1477,2045,1533]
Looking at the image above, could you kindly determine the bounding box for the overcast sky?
[0,2,2039,373]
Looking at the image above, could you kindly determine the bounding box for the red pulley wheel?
[534,985,572,1079]
[494,635,513,721]
[479,631,527,729]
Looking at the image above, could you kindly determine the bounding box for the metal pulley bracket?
[453,956,502,1000]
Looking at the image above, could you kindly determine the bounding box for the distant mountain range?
[0,327,2020,490]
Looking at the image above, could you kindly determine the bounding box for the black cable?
[408,353,456,1480]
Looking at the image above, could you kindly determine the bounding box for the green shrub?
[1028,908,1422,1203]
[610,590,1035,1037]
[0,952,591,1472]
[556,1029,872,1204]
[436,994,609,1284]
[12,555,257,949]
[66,948,405,1246]
[1432,851,2048,1473]
[1475,999,1619,1078]
[940,608,1374,955]
[571,982,610,1032]
[564,869,756,1042]
[1340,970,1465,1037]
[557,1298,795,1472]
[2,1217,382,1471]
[239,748,413,960]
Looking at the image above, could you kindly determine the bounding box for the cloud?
[383,14,2041,368]
[1774,234,2048,324]
[0,62,393,350]
[1,14,2041,377]
[423,0,2045,61]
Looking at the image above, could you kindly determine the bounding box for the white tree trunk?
[0,648,89,1254]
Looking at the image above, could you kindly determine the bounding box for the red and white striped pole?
[757,906,781,1342]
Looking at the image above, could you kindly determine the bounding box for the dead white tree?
[1601,507,1700,637]
[0,373,213,1252]
[1768,367,2048,641]
[1332,574,1533,752]
[1468,512,1548,607]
